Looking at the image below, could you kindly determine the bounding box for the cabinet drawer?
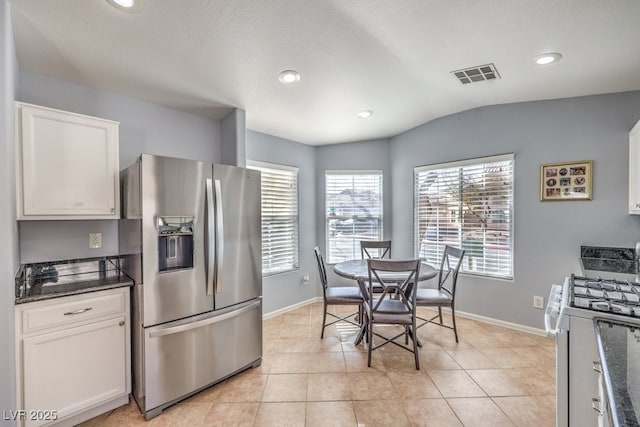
[21,292,126,335]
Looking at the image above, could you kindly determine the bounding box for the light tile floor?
[81,303,556,426]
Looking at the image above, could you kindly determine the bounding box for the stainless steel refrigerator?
[119,154,262,420]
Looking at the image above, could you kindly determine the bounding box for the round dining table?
[333,259,438,344]
[333,259,438,283]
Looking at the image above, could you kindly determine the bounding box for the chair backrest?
[360,240,392,260]
[367,258,420,314]
[313,246,329,293]
[438,245,465,298]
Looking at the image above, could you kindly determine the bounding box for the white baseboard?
[263,297,547,337]
[453,309,547,337]
[263,297,322,320]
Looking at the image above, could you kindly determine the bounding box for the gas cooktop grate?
[570,274,640,318]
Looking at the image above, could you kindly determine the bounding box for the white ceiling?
[10,0,640,145]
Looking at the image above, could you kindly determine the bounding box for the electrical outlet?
[533,295,544,309]
[302,274,309,286]
[89,233,102,249]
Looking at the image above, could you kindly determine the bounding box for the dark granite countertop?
[15,256,133,304]
[594,318,640,427]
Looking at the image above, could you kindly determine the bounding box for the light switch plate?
[89,233,102,249]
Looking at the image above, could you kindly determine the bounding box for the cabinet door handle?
[63,307,93,316]
[592,361,602,373]
[119,321,125,326]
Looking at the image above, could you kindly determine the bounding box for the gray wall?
[315,139,392,285]
[246,130,318,314]
[16,69,222,263]
[391,91,640,328]
[18,69,221,169]
[1,0,17,423]
[19,221,119,264]
[221,109,247,167]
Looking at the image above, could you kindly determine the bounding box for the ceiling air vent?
[451,63,501,85]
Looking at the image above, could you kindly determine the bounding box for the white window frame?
[248,160,299,276]
[325,170,384,264]
[414,154,514,280]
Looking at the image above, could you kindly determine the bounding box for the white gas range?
[546,274,640,427]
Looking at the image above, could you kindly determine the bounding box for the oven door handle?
[544,284,563,337]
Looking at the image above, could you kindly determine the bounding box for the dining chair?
[314,246,364,339]
[414,245,465,342]
[364,258,421,370]
[360,240,392,295]
[360,240,392,260]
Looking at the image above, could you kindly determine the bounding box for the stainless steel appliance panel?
[131,283,145,407]
[143,299,262,412]
[120,161,141,219]
[212,164,261,310]
[141,154,213,326]
[119,164,142,285]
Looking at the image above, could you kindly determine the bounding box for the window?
[326,171,383,263]
[248,161,299,275]
[414,154,514,279]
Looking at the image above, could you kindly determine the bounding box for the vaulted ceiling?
[10,0,640,145]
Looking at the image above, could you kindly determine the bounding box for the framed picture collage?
[540,160,593,201]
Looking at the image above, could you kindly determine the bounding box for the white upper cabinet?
[629,119,640,214]
[15,102,120,220]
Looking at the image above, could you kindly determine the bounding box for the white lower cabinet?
[15,288,131,427]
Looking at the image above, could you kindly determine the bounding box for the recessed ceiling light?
[107,0,143,12]
[534,53,562,65]
[357,110,373,119]
[278,70,301,84]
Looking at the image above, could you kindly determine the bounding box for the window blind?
[326,171,383,263]
[248,162,299,275]
[414,154,514,279]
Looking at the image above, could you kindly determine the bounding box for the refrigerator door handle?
[205,178,215,296]
[148,300,261,337]
[214,178,224,294]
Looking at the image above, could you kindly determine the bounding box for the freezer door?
[141,154,213,326]
[212,164,262,310]
[143,299,262,416]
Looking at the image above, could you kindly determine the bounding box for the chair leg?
[412,322,420,370]
[321,302,328,338]
[364,316,369,344]
[438,306,443,325]
[367,315,373,367]
[451,305,459,343]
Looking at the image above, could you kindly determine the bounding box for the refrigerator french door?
[210,164,262,310]
[120,154,262,420]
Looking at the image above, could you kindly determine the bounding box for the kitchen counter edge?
[15,279,134,305]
